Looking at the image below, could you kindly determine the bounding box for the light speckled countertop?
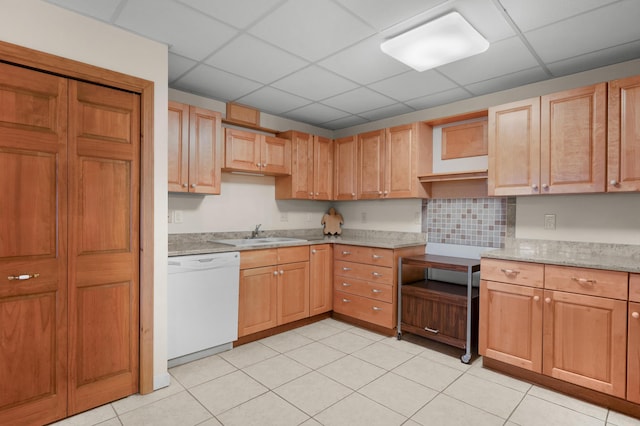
[482,239,640,273]
[168,229,427,257]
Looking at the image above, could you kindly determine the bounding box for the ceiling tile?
[369,70,458,102]
[322,115,369,130]
[168,53,197,82]
[172,64,262,101]
[358,103,415,121]
[500,0,619,32]
[248,0,375,61]
[405,88,472,110]
[336,0,446,31]
[46,0,121,21]
[524,1,640,63]
[206,35,308,84]
[272,66,359,101]
[176,0,283,29]
[322,88,396,114]
[438,36,540,86]
[318,36,410,85]
[236,87,311,115]
[116,0,238,60]
[465,67,548,96]
[282,103,349,126]
[547,40,640,77]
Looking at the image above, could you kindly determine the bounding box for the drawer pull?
[342,251,351,255]
[571,277,596,285]
[424,326,439,334]
[500,268,520,276]
[342,267,352,271]
[341,282,352,287]
[8,273,40,281]
[371,289,383,294]
[342,298,351,303]
[372,306,383,311]
[372,254,383,259]
[371,272,383,277]
[632,312,640,319]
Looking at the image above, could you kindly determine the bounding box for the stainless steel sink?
[212,237,307,247]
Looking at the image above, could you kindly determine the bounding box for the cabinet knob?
[309,192,313,196]
[378,191,383,195]
[191,184,196,188]
[279,270,284,275]
[542,183,549,190]
[315,192,319,196]
[273,271,278,276]
[342,251,351,255]
[342,298,351,303]
[610,179,619,186]
[372,254,383,259]
[372,306,383,311]
[383,191,388,195]
[256,163,261,167]
[351,193,356,197]
[371,272,383,277]
[545,297,551,304]
[342,267,352,271]
[633,312,640,319]
[182,183,188,188]
[531,184,538,191]
[371,289,383,294]
[342,282,351,287]
[533,296,540,302]
[311,249,317,254]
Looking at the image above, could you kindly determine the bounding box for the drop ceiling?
[46,0,640,130]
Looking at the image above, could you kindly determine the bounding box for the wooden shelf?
[419,170,488,183]
[222,118,279,135]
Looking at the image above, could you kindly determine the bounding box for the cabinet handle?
[371,272,383,277]
[341,282,351,287]
[351,193,356,197]
[571,277,596,285]
[542,183,549,190]
[279,270,284,275]
[342,251,351,255]
[190,184,196,188]
[500,268,520,276]
[273,271,279,276]
[545,297,551,304]
[424,326,439,334]
[7,273,40,281]
[256,163,261,167]
[533,296,540,302]
[342,298,351,303]
[311,249,317,254]
[342,267,352,271]
[610,179,619,186]
[182,183,188,188]
[315,192,319,196]
[632,312,639,319]
[531,184,538,191]
[309,192,313,196]
[372,306,383,311]
[371,289,383,294]
[372,254,383,259]
[383,191,388,195]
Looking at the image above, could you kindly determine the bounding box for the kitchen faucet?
[250,224,262,239]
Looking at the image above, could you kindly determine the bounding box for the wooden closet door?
[0,63,68,426]
[67,81,140,414]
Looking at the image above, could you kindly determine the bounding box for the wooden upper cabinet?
[275,131,332,200]
[608,75,640,192]
[541,83,606,194]
[334,135,358,200]
[168,101,222,194]
[224,128,290,176]
[358,129,386,199]
[385,123,428,198]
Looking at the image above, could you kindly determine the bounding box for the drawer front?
[334,276,393,303]
[334,244,393,267]
[241,249,277,269]
[278,246,309,264]
[401,290,467,342]
[630,274,640,303]
[334,290,394,329]
[545,265,628,300]
[481,258,544,288]
[334,260,392,285]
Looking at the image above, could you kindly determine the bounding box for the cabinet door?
[168,101,189,192]
[608,75,640,192]
[310,245,333,315]
[225,128,261,173]
[479,280,543,372]
[289,131,313,198]
[334,135,358,200]
[277,261,310,325]
[238,266,278,337]
[313,136,333,200]
[386,124,417,198]
[628,301,640,404]
[358,129,386,199]
[262,135,291,176]
[543,290,626,398]
[488,98,541,196]
[189,106,222,194]
[540,83,606,194]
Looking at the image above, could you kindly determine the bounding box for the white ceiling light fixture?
[380,12,490,72]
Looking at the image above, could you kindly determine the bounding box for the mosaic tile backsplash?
[422,198,507,248]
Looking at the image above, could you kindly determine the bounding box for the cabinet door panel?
[278,262,309,325]
[168,101,189,192]
[289,132,313,198]
[608,75,640,192]
[313,136,333,200]
[628,301,640,404]
[189,106,222,194]
[386,124,416,198]
[479,280,543,372]
[263,136,291,176]
[543,290,626,397]
[225,129,260,172]
[310,245,333,315]
[358,129,385,199]
[334,136,358,200]
[238,266,278,336]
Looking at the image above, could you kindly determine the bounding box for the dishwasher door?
[167,252,240,364]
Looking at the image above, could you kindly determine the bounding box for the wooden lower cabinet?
[628,300,640,404]
[310,244,333,315]
[277,261,310,324]
[238,266,278,336]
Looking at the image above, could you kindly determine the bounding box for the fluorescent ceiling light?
[380,12,489,72]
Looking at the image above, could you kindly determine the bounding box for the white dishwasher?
[167,251,240,367]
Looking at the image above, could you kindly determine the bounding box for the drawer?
[241,249,277,269]
[334,276,393,303]
[630,274,640,303]
[481,258,544,288]
[334,260,392,285]
[334,290,394,329]
[545,265,628,300]
[278,246,309,264]
[334,244,393,267]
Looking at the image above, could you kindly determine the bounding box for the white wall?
[334,199,423,233]
[0,0,170,389]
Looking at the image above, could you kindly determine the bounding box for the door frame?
[0,40,155,394]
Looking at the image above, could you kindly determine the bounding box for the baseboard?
[153,372,171,391]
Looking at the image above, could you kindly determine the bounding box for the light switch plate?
[544,214,556,230]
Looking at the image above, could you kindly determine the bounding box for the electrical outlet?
[280,212,289,222]
[361,211,367,223]
[544,214,556,230]
[168,210,174,224]
[174,210,184,224]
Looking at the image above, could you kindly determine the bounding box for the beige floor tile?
[169,354,237,388]
[294,321,345,340]
[358,372,438,417]
[190,370,267,415]
[378,336,427,355]
[285,341,346,369]
[196,418,223,426]
[274,371,353,416]
[528,385,608,420]
[318,355,386,390]
[320,330,377,354]
[443,373,525,419]
[315,392,407,426]
[243,354,311,388]
[259,329,314,353]
[300,418,323,426]
[347,325,388,341]
[51,404,117,426]
[466,358,532,393]
[218,341,278,369]
[607,410,640,425]
[95,418,122,426]
[418,347,473,372]
[411,394,504,426]
[217,391,309,426]
[402,420,422,426]
[509,395,604,426]
[320,318,355,331]
[119,391,212,426]
[352,341,415,370]
[110,379,184,415]
[392,355,463,392]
